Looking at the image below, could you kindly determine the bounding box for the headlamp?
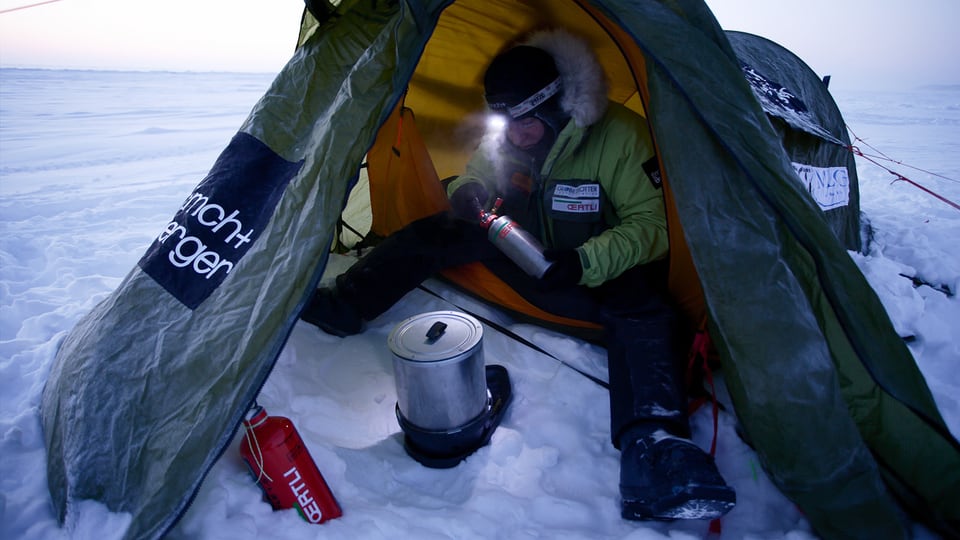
[485,113,508,136]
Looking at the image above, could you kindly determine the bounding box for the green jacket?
[448,101,668,287]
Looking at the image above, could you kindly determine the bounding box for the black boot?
[300,287,364,337]
[599,271,735,521]
[604,305,691,446]
[619,427,735,521]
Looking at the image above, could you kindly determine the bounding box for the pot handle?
[425,322,448,341]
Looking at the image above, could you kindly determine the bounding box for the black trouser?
[336,212,689,447]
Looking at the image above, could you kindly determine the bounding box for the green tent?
[41,1,959,539]
[727,30,862,252]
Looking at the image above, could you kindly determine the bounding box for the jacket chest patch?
[551,183,601,214]
[510,172,533,194]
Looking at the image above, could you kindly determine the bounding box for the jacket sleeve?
[577,110,669,287]
[445,143,498,208]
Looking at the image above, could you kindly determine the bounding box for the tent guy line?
[846,127,960,212]
[0,0,64,16]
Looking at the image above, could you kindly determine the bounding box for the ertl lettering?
[285,466,323,523]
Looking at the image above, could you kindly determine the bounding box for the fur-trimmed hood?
[525,29,608,128]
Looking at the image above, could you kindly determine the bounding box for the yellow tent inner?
[362,0,705,332]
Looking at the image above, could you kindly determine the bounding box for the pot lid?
[388,311,483,362]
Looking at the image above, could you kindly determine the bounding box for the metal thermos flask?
[239,405,342,524]
[480,198,554,278]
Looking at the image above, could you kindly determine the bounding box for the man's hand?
[539,248,583,290]
[449,182,489,220]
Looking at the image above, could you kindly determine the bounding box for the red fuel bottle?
[239,405,342,523]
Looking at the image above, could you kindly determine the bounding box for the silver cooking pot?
[388,311,486,431]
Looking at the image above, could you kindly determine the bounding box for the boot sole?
[622,484,736,521]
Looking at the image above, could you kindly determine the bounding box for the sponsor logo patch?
[138,132,303,309]
[642,157,663,189]
[791,162,850,210]
[551,183,601,213]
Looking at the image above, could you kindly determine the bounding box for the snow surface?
[1,69,958,540]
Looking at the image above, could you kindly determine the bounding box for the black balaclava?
[484,45,571,162]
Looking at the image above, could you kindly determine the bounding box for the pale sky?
[706,0,960,91]
[1,0,958,91]
[0,0,305,74]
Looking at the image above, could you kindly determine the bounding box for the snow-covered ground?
[1,69,957,539]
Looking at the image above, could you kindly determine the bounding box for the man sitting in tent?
[301,29,736,521]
